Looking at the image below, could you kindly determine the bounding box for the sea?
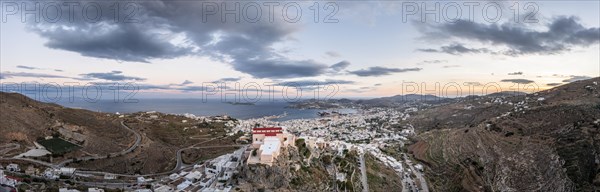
[49,98,357,121]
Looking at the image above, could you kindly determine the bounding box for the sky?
[1,0,599,101]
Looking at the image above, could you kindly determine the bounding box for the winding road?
[359,153,369,192]
[57,121,142,167]
[1,121,142,169]
[0,143,21,155]
[1,120,247,187]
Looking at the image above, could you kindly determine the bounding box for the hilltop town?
[1,77,599,192]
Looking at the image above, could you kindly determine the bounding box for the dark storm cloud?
[23,0,335,79]
[418,44,492,55]
[231,59,330,79]
[80,71,146,81]
[508,72,523,75]
[562,75,592,82]
[38,26,192,63]
[349,67,422,77]
[419,16,600,55]
[330,61,351,71]
[500,79,535,84]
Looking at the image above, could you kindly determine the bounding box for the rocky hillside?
[0,92,133,156]
[235,144,368,191]
[407,77,600,191]
[0,92,241,175]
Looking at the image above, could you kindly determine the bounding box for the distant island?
[226,101,255,105]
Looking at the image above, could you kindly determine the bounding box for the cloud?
[16,65,64,72]
[418,16,600,55]
[418,44,493,55]
[16,65,39,70]
[546,83,562,86]
[562,75,592,82]
[330,61,351,71]
[349,67,422,77]
[80,71,146,81]
[374,83,382,86]
[180,80,194,85]
[210,77,242,83]
[417,60,447,65]
[325,51,341,58]
[0,71,71,79]
[442,65,461,68]
[500,79,535,84]
[508,72,523,75]
[463,82,483,86]
[32,22,193,63]
[276,79,355,87]
[21,1,340,79]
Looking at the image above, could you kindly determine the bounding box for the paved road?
[8,157,59,169]
[403,154,429,192]
[118,121,142,155]
[359,153,369,192]
[1,123,245,180]
[0,143,20,155]
[57,121,142,167]
[1,121,142,170]
[75,144,246,178]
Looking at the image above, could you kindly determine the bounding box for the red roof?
[252,127,282,131]
[252,127,283,136]
[5,176,23,181]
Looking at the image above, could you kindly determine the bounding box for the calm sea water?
[49,98,356,121]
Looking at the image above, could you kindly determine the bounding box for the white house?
[219,161,238,180]
[199,177,214,188]
[103,173,116,180]
[176,180,192,190]
[169,173,180,181]
[88,188,105,192]
[155,185,172,192]
[184,171,203,182]
[43,168,58,179]
[154,185,173,192]
[247,127,295,166]
[6,164,19,172]
[59,188,80,192]
[60,167,76,176]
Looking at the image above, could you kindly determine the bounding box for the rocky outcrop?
[237,147,333,191]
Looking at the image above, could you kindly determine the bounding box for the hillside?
[407,77,600,191]
[0,92,241,175]
[0,92,133,158]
